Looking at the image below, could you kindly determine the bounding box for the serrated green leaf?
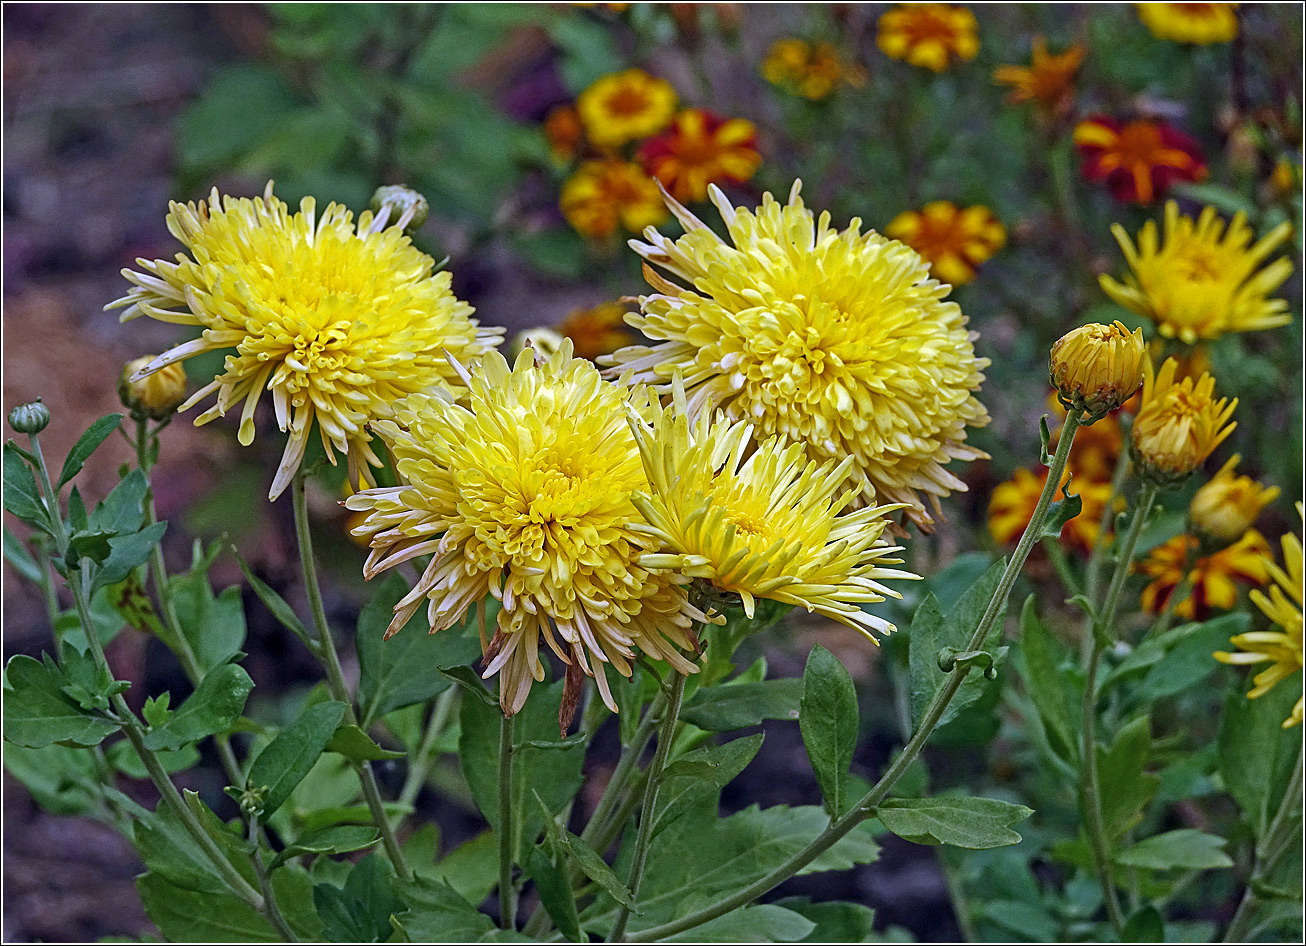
[392,875,506,942]
[90,521,167,592]
[58,414,123,487]
[270,824,381,870]
[169,567,248,675]
[876,795,1033,849]
[248,700,348,822]
[1218,679,1301,837]
[142,663,254,751]
[799,646,859,817]
[107,739,200,779]
[665,904,816,942]
[653,733,763,837]
[773,897,876,943]
[1,654,117,748]
[1,742,101,816]
[1037,475,1083,541]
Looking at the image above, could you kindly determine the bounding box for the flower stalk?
[498,709,517,930]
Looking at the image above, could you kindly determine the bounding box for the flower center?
[605,86,651,118]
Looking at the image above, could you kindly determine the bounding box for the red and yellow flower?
[1074,116,1207,204]
[876,4,979,73]
[883,202,1006,286]
[637,109,762,204]
[1140,530,1271,620]
[988,466,1118,555]
[576,68,678,149]
[560,159,668,240]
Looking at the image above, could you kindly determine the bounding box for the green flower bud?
[8,399,50,434]
[370,185,429,234]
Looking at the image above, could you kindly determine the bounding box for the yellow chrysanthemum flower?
[576,68,678,149]
[883,202,1006,286]
[606,182,990,530]
[1131,357,1237,484]
[1100,202,1294,344]
[1136,3,1239,44]
[761,38,866,100]
[1216,509,1303,727]
[345,344,707,716]
[561,159,669,240]
[876,3,979,73]
[1189,454,1280,547]
[1048,321,1146,420]
[626,391,918,639]
[1141,529,1271,619]
[107,184,500,500]
[992,37,1084,115]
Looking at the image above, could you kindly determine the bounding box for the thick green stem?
[498,710,517,931]
[625,414,1083,943]
[609,672,687,943]
[1223,743,1304,943]
[1081,483,1157,936]
[291,473,410,879]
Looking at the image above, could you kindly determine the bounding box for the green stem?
[395,689,456,826]
[291,473,410,879]
[1223,743,1304,943]
[1080,482,1157,936]
[625,413,1084,943]
[609,671,687,943]
[249,813,298,942]
[1085,453,1132,611]
[499,710,517,931]
[1042,536,1082,598]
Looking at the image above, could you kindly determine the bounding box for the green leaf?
[875,795,1033,849]
[58,646,130,711]
[1114,829,1233,871]
[356,573,484,726]
[1218,679,1301,837]
[107,739,200,779]
[326,723,406,762]
[773,897,876,943]
[799,646,860,817]
[680,678,803,731]
[137,873,277,943]
[392,875,503,942]
[176,65,301,171]
[269,824,381,869]
[459,679,585,861]
[90,521,167,592]
[314,854,402,944]
[665,904,816,942]
[232,548,316,654]
[56,584,128,654]
[1037,476,1083,541]
[527,842,582,942]
[1097,715,1159,840]
[169,567,248,676]
[142,663,254,751]
[2,654,117,748]
[2,742,101,816]
[420,830,500,906]
[58,414,123,487]
[556,830,634,909]
[653,733,764,837]
[87,469,148,535]
[247,700,348,822]
[440,665,498,705]
[134,795,256,896]
[103,573,166,637]
[1137,613,1250,700]
[3,440,50,531]
[3,525,41,582]
[1016,597,1077,762]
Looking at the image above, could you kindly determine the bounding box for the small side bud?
[8,399,50,434]
[1049,321,1146,423]
[370,185,429,234]
[119,357,188,421]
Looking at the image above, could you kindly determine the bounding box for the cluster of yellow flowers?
[548,68,761,240]
[113,180,1010,718]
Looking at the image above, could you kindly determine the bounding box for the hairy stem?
[291,473,410,879]
[608,671,687,943]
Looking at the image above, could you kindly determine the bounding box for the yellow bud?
[1049,321,1146,421]
[508,328,566,364]
[119,357,188,420]
[1189,454,1280,546]
[1131,357,1238,486]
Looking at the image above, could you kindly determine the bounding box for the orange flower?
[576,69,677,149]
[544,104,584,163]
[883,201,1006,286]
[560,160,668,240]
[555,301,637,361]
[876,4,979,73]
[993,37,1084,115]
[761,38,866,100]
[1073,116,1207,205]
[988,466,1117,556]
[1139,530,1271,620]
[1136,3,1239,44]
[637,109,762,204]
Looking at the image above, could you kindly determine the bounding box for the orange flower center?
[605,86,651,117]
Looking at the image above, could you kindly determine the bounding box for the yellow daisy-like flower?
[876,3,979,73]
[883,201,1007,287]
[1140,529,1271,619]
[627,391,918,639]
[1189,454,1281,547]
[344,343,707,716]
[107,184,500,500]
[1136,3,1239,44]
[606,182,990,530]
[1131,357,1237,484]
[761,38,866,100]
[1215,510,1302,727]
[992,37,1084,116]
[576,68,678,149]
[561,159,669,240]
[1100,201,1294,344]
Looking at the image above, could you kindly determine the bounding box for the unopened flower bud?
[1189,454,1280,547]
[509,328,565,363]
[1049,321,1146,422]
[370,185,429,234]
[119,357,188,420]
[1131,357,1237,486]
[8,399,50,434]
